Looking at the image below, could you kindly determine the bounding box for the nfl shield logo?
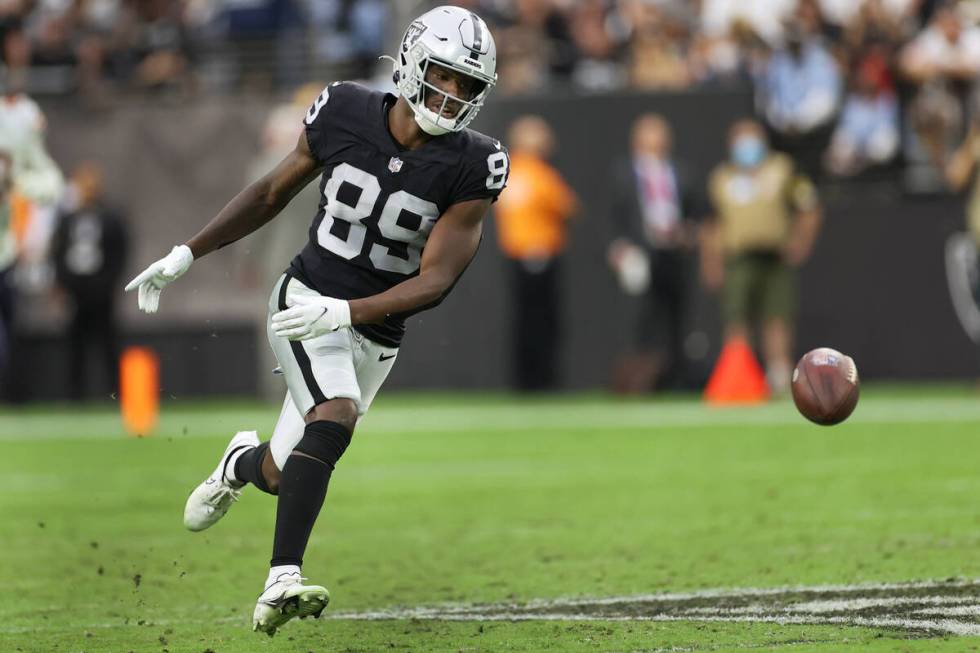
[388,157,403,173]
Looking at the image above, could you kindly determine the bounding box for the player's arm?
[349,198,490,325]
[186,134,321,257]
[125,133,321,313]
[270,198,491,340]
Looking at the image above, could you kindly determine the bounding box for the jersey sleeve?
[303,82,344,165]
[451,141,510,205]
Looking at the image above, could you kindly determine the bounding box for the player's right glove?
[124,244,194,313]
[271,294,351,341]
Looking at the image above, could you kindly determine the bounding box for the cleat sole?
[253,585,329,636]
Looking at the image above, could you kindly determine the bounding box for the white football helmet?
[392,5,497,136]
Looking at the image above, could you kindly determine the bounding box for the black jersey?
[287,81,508,347]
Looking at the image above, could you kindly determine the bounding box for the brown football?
[791,348,860,425]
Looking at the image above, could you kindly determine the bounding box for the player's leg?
[350,328,398,416]
[253,274,363,635]
[253,330,398,637]
[182,394,297,531]
[182,427,260,531]
[232,392,307,495]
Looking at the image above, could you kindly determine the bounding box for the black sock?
[234,442,273,494]
[270,421,352,567]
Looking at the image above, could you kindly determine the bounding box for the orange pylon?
[703,337,770,404]
[120,347,159,436]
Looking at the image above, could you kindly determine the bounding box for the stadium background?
[2,0,979,397]
[5,3,980,652]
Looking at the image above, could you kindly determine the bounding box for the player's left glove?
[271,295,351,341]
[124,244,194,314]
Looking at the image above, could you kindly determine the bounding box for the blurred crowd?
[473,0,980,185]
[3,0,980,184]
[0,0,388,96]
[2,0,980,402]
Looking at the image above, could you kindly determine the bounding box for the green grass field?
[2,387,980,652]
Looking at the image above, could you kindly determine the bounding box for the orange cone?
[703,337,770,404]
[120,347,160,436]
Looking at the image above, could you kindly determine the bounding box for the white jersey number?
[316,163,439,274]
[485,151,508,191]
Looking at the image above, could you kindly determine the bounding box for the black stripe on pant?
[278,274,327,405]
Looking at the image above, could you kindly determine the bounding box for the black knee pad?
[250,441,272,493]
[293,421,352,469]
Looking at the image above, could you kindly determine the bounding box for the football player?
[125,6,508,636]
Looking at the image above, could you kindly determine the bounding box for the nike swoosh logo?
[378,353,396,362]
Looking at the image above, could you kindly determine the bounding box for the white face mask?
[413,103,457,136]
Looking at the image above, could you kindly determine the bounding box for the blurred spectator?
[495,115,578,391]
[495,20,551,95]
[900,3,980,179]
[51,161,128,400]
[625,1,692,90]
[825,47,900,176]
[700,0,798,47]
[944,111,980,344]
[701,120,822,394]
[0,71,62,207]
[946,112,980,237]
[210,0,308,91]
[308,0,387,81]
[1,1,31,78]
[0,151,14,397]
[115,0,193,91]
[0,73,63,293]
[760,24,842,135]
[839,0,920,49]
[608,114,700,393]
[567,0,626,91]
[494,0,576,95]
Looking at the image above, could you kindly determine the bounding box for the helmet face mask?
[394,6,497,136]
[416,60,488,130]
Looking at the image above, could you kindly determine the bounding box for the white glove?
[124,244,194,314]
[271,294,351,341]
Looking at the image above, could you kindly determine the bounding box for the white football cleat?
[183,430,259,532]
[253,572,329,637]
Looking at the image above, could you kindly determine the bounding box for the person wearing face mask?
[700,120,822,395]
[607,114,702,393]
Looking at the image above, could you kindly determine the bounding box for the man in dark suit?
[608,114,701,392]
[51,162,128,400]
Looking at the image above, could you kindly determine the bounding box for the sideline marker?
[120,347,159,436]
[703,337,770,404]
